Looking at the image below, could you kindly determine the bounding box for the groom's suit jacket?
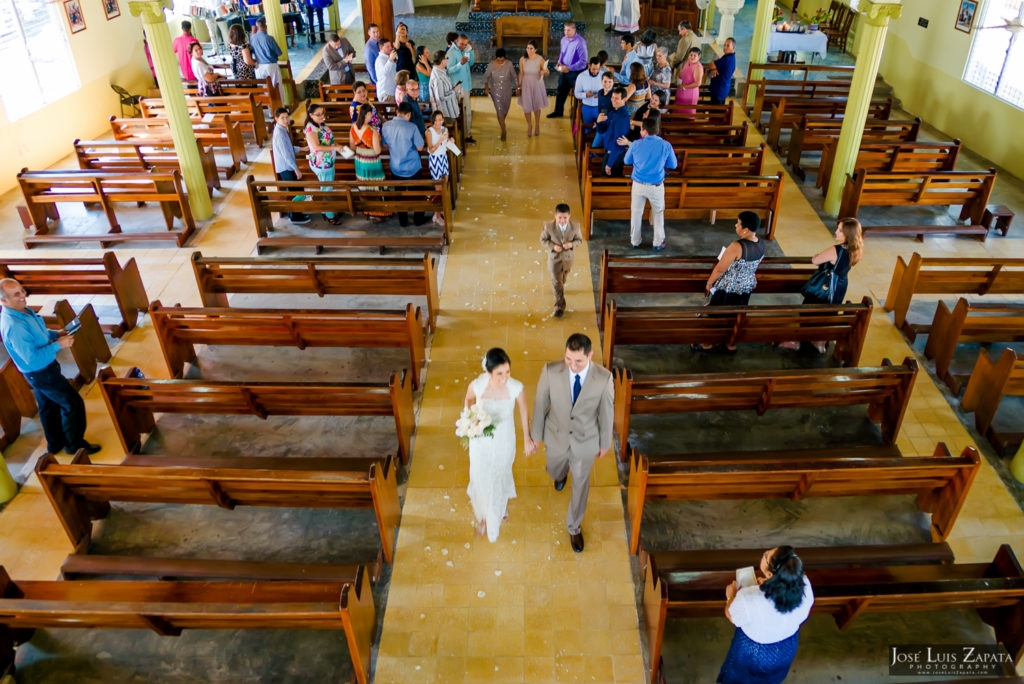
[530,360,614,460]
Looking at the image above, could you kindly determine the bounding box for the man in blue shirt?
[271,107,311,224]
[445,34,476,143]
[548,21,588,118]
[0,279,100,456]
[708,37,736,105]
[595,85,631,176]
[623,114,677,249]
[382,101,428,226]
[616,34,640,85]
[251,19,284,100]
[573,57,604,127]
[364,24,380,83]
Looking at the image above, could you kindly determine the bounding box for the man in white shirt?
[573,57,605,127]
[375,38,398,103]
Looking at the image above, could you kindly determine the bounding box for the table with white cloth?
[768,29,829,61]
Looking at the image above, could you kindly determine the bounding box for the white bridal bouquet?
[455,404,496,449]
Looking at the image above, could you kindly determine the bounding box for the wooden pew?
[923,299,1024,394]
[247,176,452,254]
[641,541,1020,684]
[629,443,976,552]
[885,254,1024,339]
[29,300,110,386]
[149,301,426,389]
[60,555,377,585]
[326,149,459,207]
[0,253,149,338]
[191,251,440,332]
[572,103,735,159]
[582,144,766,186]
[742,63,856,119]
[602,298,873,369]
[74,138,221,195]
[839,168,997,240]
[783,116,921,182]
[110,115,247,179]
[36,449,401,562]
[319,82,378,101]
[765,97,893,151]
[597,251,816,328]
[576,123,751,187]
[640,542,955,574]
[292,99,465,154]
[962,348,1024,453]
[185,76,282,114]
[0,564,376,684]
[583,173,783,240]
[16,169,195,249]
[819,139,960,194]
[97,366,415,464]
[0,361,38,451]
[140,94,267,146]
[614,358,917,457]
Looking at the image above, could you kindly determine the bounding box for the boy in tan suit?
[540,203,584,318]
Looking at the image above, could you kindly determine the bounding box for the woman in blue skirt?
[719,546,814,684]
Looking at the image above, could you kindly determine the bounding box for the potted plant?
[808,7,829,30]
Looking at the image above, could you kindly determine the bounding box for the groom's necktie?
[572,374,582,405]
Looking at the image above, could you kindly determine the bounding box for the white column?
[716,0,745,42]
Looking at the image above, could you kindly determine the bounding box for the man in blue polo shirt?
[623,114,677,249]
[251,19,284,100]
[382,101,428,226]
[595,85,631,176]
[0,278,100,455]
[364,24,380,83]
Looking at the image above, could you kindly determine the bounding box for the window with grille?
[0,0,80,121]
[964,0,1024,109]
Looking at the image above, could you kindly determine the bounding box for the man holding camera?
[0,278,100,456]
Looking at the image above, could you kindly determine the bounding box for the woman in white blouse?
[719,546,814,684]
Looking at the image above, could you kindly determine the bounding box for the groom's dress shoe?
[554,476,567,491]
[570,532,584,553]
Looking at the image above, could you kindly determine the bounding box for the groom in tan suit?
[540,203,584,318]
[530,333,614,552]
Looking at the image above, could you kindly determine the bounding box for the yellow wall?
[0,0,152,194]
[879,0,1024,179]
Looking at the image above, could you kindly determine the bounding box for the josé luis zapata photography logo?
[889,644,1014,676]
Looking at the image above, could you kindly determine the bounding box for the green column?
[130,0,213,220]
[705,0,716,35]
[0,459,16,503]
[263,0,290,66]
[328,1,339,31]
[747,0,775,102]
[824,0,902,215]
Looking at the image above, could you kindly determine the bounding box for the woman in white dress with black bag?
[461,348,536,541]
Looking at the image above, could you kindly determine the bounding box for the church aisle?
[372,101,645,683]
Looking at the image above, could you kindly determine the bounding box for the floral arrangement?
[808,8,830,25]
[455,403,496,449]
[773,7,784,22]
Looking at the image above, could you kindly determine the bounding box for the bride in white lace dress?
[463,348,536,541]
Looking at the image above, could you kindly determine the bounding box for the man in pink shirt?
[172,20,199,80]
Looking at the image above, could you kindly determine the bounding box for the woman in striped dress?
[349,103,390,221]
[425,110,450,227]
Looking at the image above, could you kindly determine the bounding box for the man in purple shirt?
[547,21,588,118]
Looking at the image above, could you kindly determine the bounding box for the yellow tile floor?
[0,86,1021,683]
[371,106,644,683]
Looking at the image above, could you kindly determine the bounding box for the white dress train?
[466,374,520,542]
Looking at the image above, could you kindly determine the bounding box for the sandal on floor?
[322,213,342,225]
[475,520,486,537]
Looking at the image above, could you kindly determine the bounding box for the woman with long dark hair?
[719,546,814,684]
[303,102,342,224]
[462,347,536,541]
[227,24,257,80]
[349,103,390,222]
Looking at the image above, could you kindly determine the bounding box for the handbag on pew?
[801,261,837,303]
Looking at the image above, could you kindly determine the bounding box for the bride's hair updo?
[483,347,511,372]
